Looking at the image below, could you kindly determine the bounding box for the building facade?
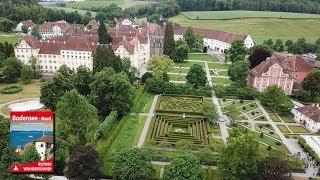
[15,20,36,33]
[38,20,72,39]
[248,53,318,95]
[292,105,320,132]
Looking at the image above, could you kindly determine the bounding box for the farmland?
[182,11,320,20]
[65,0,151,10]
[170,12,320,44]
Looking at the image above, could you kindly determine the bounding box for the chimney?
[63,41,66,44]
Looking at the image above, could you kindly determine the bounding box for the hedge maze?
[156,95,203,114]
[147,95,211,148]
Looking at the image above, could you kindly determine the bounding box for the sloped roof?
[21,20,35,28]
[61,36,91,51]
[39,20,71,32]
[297,105,320,122]
[36,136,53,143]
[250,53,315,80]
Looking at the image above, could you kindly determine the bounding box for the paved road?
[137,95,159,148]
[0,98,40,117]
[204,61,229,142]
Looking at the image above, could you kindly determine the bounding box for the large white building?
[292,104,320,132]
[14,20,150,75]
[38,20,72,39]
[172,26,254,53]
[15,20,36,33]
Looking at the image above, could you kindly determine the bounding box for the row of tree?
[262,37,320,57]
[177,0,320,14]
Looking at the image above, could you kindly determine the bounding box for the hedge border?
[0,85,23,94]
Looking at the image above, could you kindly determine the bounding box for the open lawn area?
[188,53,219,62]
[174,61,205,68]
[182,11,320,20]
[97,115,147,175]
[169,74,186,82]
[65,0,152,10]
[0,80,41,104]
[0,35,21,44]
[208,62,229,70]
[170,14,320,44]
[170,67,189,74]
[279,115,295,123]
[43,6,97,16]
[277,125,291,134]
[212,77,231,85]
[288,125,309,134]
[269,114,282,122]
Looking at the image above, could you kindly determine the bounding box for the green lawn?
[169,74,186,82]
[0,80,41,104]
[170,14,320,44]
[174,61,205,68]
[182,11,320,20]
[254,133,288,153]
[288,125,309,133]
[170,67,189,74]
[277,125,291,134]
[43,6,97,16]
[208,62,229,70]
[103,115,147,162]
[188,53,219,62]
[66,0,151,10]
[279,115,295,123]
[212,77,231,85]
[0,35,21,44]
[269,114,282,122]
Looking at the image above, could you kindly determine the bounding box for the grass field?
[43,6,97,16]
[277,125,291,134]
[0,35,21,44]
[170,13,320,44]
[288,125,309,133]
[0,80,41,104]
[182,11,320,20]
[65,0,151,10]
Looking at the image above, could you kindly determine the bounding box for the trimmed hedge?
[298,137,320,165]
[0,85,23,94]
[97,111,118,139]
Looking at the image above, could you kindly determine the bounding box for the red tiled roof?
[39,20,71,32]
[87,19,99,29]
[21,20,35,28]
[250,53,315,80]
[297,105,320,122]
[36,136,53,143]
[173,25,247,43]
[113,36,135,54]
[39,41,64,54]
[19,35,40,48]
[61,36,91,51]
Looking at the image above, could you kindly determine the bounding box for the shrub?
[275,141,281,146]
[267,145,272,151]
[269,131,274,135]
[242,106,246,110]
[250,104,254,107]
[158,139,172,148]
[258,124,263,129]
[240,99,244,103]
[176,140,195,150]
[223,98,226,102]
[203,100,219,124]
[259,132,264,138]
[244,122,249,125]
[0,85,23,94]
[96,111,118,139]
[251,112,255,115]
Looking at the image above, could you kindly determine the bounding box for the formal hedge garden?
[156,95,203,114]
[146,115,211,149]
[0,85,23,94]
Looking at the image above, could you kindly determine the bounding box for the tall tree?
[57,64,72,78]
[248,45,272,69]
[31,26,41,40]
[113,148,155,180]
[227,40,247,63]
[29,56,42,79]
[23,145,41,163]
[163,154,205,180]
[260,85,293,114]
[20,65,33,84]
[0,147,22,179]
[218,132,261,179]
[40,72,73,110]
[56,89,99,147]
[173,43,189,62]
[98,21,112,44]
[148,55,174,79]
[90,67,134,118]
[0,116,9,157]
[93,45,122,74]
[1,57,23,83]
[302,69,320,99]
[186,64,207,88]
[228,60,250,87]
[65,146,102,180]
[184,26,195,48]
[256,156,292,180]
[73,65,92,96]
[163,22,175,59]
[21,25,28,34]
[0,17,15,32]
